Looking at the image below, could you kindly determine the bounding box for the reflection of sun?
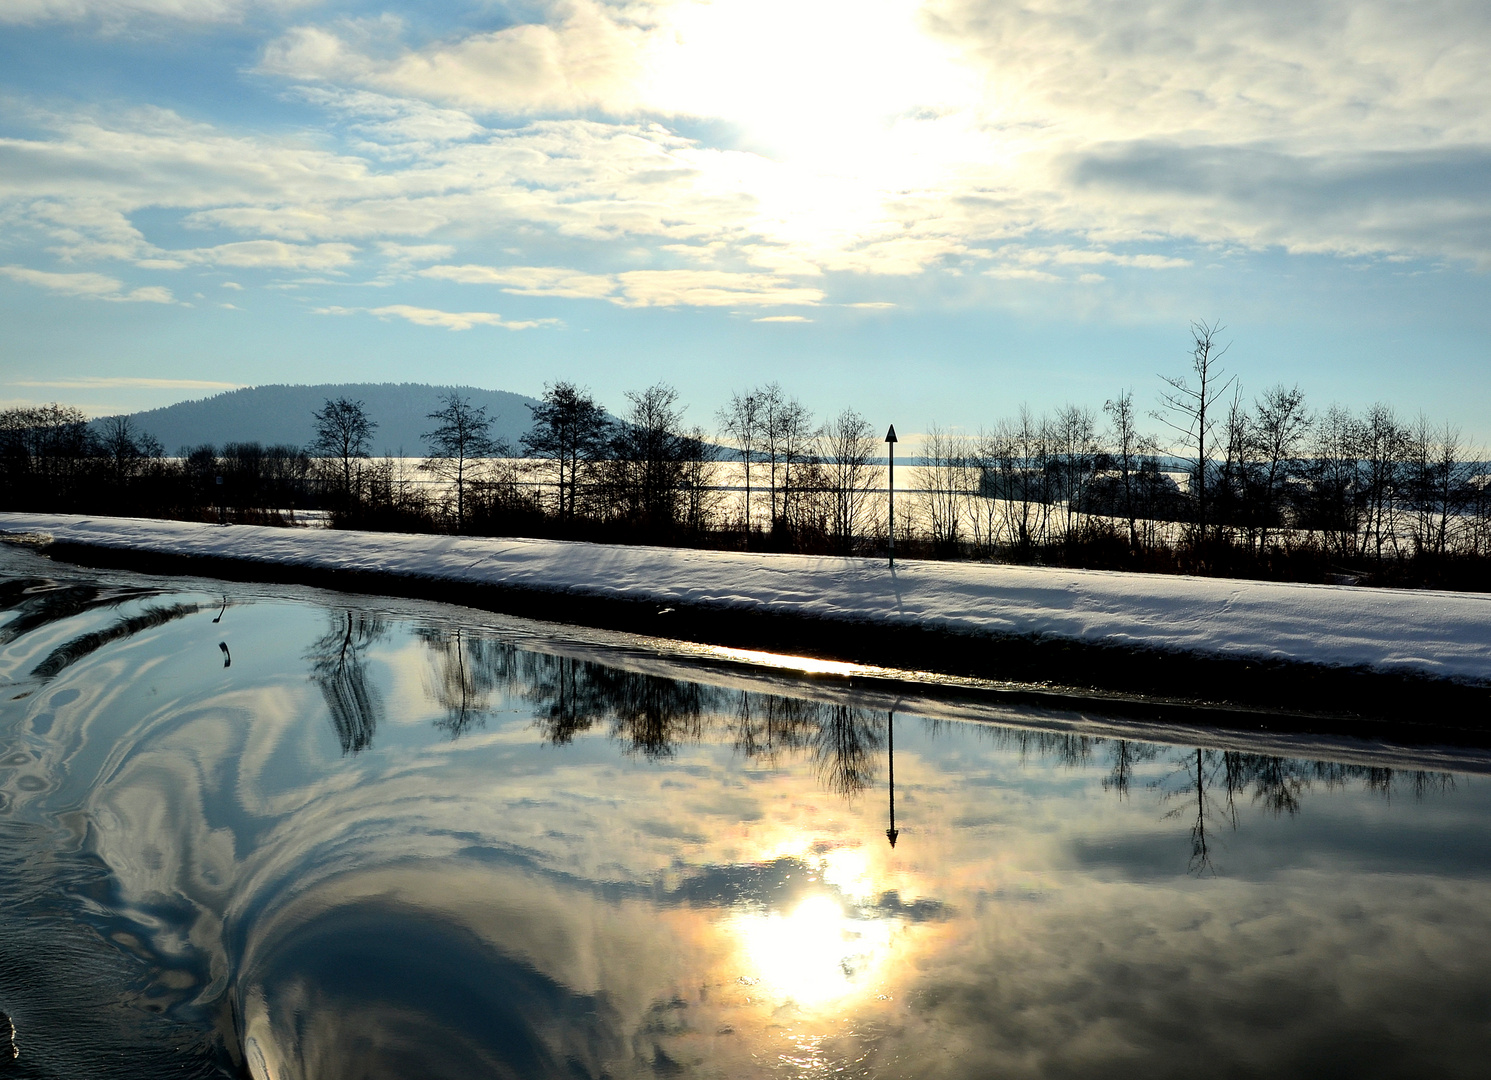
[819,846,874,902]
[732,894,893,1008]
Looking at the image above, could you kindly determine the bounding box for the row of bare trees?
[4,320,1489,585]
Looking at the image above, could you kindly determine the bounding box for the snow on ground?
[3,513,1489,683]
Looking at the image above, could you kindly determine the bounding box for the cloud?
[0,265,176,302]
[753,315,811,323]
[420,264,617,300]
[9,377,245,389]
[0,0,303,26]
[421,263,824,308]
[315,304,560,331]
[6,0,1491,331]
[259,4,652,115]
[189,240,359,270]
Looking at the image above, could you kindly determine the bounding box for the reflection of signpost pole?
[886,710,898,848]
[885,426,898,567]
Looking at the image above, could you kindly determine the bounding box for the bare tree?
[718,389,763,541]
[1051,405,1100,540]
[422,393,496,531]
[1307,404,1363,559]
[521,382,611,525]
[311,397,377,508]
[1155,320,1235,545]
[679,425,722,535]
[819,408,880,554]
[1103,390,1151,549]
[1406,416,1470,558]
[773,397,818,536]
[987,406,1054,558]
[96,414,158,485]
[1246,384,1312,550]
[609,382,689,532]
[1359,403,1407,562]
[919,424,966,554]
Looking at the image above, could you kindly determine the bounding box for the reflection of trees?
[1150,746,1458,875]
[600,665,706,758]
[307,611,387,754]
[1103,740,1160,800]
[812,705,882,797]
[1157,748,1236,876]
[517,652,879,789]
[404,622,1464,839]
[729,692,818,764]
[418,628,517,738]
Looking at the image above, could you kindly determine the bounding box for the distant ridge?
[107,383,546,456]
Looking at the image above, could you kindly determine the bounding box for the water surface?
[1,545,1489,1079]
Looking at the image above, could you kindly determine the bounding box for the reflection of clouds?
[3,580,1491,1077]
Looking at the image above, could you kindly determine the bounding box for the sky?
[1,0,1489,443]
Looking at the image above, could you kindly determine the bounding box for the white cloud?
[191,240,359,270]
[420,263,617,300]
[0,265,123,297]
[260,4,652,115]
[9,377,244,389]
[615,270,822,308]
[420,263,823,308]
[0,0,317,27]
[7,0,1491,329]
[315,304,561,331]
[0,265,176,302]
[753,314,811,323]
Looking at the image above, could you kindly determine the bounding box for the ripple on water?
[1,550,1490,1079]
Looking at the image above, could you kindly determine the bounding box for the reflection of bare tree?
[1361,766,1457,802]
[1103,740,1160,800]
[306,611,387,754]
[1156,748,1237,876]
[605,670,706,759]
[524,654,604,745]
[729,692,817,764]
[418,628,516,738]
[1244,755,1307,817]
[812,705,882,797]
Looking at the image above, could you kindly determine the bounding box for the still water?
[1,545,1489,1079]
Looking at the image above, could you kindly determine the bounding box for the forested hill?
[110,384,545,456]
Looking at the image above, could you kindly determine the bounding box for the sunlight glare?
[733,893,892,1008]
[646,0,977,170]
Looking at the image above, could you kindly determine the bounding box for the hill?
[108,384,546,457]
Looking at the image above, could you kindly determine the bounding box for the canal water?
[1,544,1488,1079]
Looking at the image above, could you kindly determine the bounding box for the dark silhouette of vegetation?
[521,382,611,525]
[422,393,501,532]
[310,397,377,516]
[5,321,1490,591]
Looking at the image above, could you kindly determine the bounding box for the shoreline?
[3,513,1489,736]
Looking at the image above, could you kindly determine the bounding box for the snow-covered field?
[3,512,1489,683]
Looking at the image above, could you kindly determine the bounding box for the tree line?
[3,322,1489,589]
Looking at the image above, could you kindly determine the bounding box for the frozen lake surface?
[2,544,1490,1078]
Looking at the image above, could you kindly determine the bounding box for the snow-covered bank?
[3,512,1490,685]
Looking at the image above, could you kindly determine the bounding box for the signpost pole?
[886,710,899,848]
[885,425,898,567]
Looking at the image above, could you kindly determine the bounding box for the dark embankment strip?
[38,539,1491,743]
